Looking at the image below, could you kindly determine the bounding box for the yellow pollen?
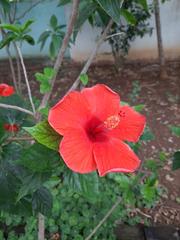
[104,115,120,129]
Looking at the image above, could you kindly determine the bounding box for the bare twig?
[16,45,36,114]
[105,32,124,40]
[68,19,114,92]
[16,0,43,21]
[0,103,34,116]
[85,197,122,240]
[39,0,80,110]
[135,208,152,219]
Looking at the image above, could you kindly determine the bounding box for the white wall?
[68,0,180,61]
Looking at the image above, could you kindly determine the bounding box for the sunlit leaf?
[24,120,61,151]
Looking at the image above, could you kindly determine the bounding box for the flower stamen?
[104,115,120,130]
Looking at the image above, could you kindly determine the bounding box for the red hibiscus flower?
[4,123,19,132]
[0,83,14,97]
[48,84,146,176]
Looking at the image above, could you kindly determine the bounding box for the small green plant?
[0,20,35,48]
[38,15,66,59]
[35,67,56,94]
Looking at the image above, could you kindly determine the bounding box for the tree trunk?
[154,0,167,78]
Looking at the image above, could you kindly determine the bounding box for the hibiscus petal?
[93,138,140,176]
[81,84,120,121]
[60,129,96,173]
[110,106,146,142]
[48,91,91,135]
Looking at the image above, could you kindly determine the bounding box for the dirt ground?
[1,58,180,227]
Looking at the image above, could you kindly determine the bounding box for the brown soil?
[1,58,180,227]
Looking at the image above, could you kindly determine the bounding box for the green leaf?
[172,151,180,171]
[35,69,55,94]
[32,187,53,216]
[95,0,123,25]
[40,81,51,94]
[44,67,55,79]
[0,23,20,33]
[52,34,60,49]
[64,170,99,202]
[17,143,59,173]
[138,0,148,11]
[170,126,180,137]
[133,104,145,112]
[120,9,137,25]
[24,120,61,151]
[49,41,56,59]
[21,19,34,32]
[0,32,16,49]
[23,35,35,45]
[38,31,51,50]
[17,172,51,202]
[50,15,58,29]
[35,72,45,82]
[142,185,157,200]
[80,73,89,86]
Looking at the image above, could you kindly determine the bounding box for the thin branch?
[13,42,22,93]
[39,0,80,110]
[0,103,34,116]
[16,45,36,114]
[135,208,152,219]
[16,0,43,21]
[85,197,122,240]
[68,19,114,93]
[105,32,124,40]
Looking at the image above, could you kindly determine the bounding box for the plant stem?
[16,45,36,114]
[38,213,45,240]
[0,103,34,116]
[13,42,22,93]
[85,197,122,240]
[68,19,114,92]
[6,45,18,92]
[154,0,166,78]
[39,0,80,110]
